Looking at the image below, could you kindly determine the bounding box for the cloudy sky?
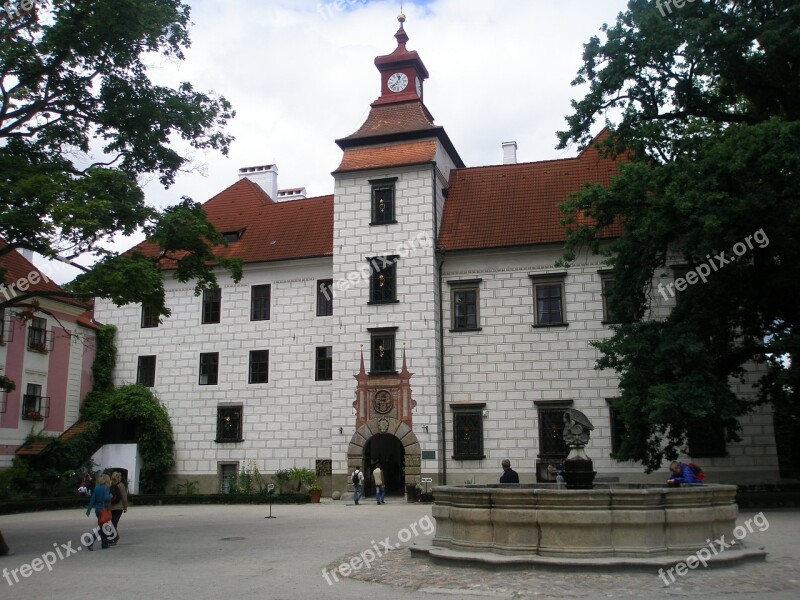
[44,0,633,282]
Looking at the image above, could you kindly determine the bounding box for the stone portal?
[348,349,420,493]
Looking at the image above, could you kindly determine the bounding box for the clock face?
[387,72,408,93]
[415,76,422,97]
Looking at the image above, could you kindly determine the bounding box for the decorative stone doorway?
[349,347,421,495]
[347,419,421,496]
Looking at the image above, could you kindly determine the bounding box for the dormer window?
[222,229,245,243]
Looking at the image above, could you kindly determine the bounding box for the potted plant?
[289,467,320,501]
[308,483,322,503]
[23,410,43,421]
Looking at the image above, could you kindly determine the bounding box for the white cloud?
[40,0,631,283]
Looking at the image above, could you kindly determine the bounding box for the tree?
[557,0,800,473]
[0,1,242,322]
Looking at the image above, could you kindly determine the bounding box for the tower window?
[370,178,397,225]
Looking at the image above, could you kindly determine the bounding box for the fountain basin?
[423,483,763,566]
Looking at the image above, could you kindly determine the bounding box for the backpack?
[352,470,360,485]
[110,483,122,504]
[687,463,705,480]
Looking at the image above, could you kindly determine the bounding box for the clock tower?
[372,13,428,105]
[331,14,464,494]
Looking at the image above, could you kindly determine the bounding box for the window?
[0,391,6,414]
[369,256,398,304]
[317,279,333,316]
[202,288,221,324]
[248,350,269,384]
[219,463,239,491]
[250,285,271,321]
[199,352,219,385]
[222,229,244,243]
[369,328,396,374]
[315,346,332,381]
[688,418,727,458]
[141,304,159,328]
[531,277,566,326]
[370,178,397,225]
[449,280,482,330]
[22,383,48,420]
[452,408,485,460]
[601,275,619,323]
[608,403,627,456]
[0,308,5,342]
[537,407,569,460]
[137,356,157,387]
[27,317,48,351]
[600,273,634,323]
[216,407,243,443]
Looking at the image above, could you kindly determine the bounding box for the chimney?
[16,248,34,263]
[276,187,308,201]
[502,141,517,165]
[238,164,278,200]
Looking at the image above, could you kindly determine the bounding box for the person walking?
[373,464,385,505]
[352,467,364,505]
[109,472,128,545]
[499,459,520,483]
[85,473,111,550]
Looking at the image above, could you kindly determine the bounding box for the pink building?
[0,245,97,467]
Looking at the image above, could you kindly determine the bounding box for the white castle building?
[94,18,779,495]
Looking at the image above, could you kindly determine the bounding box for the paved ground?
[0,499,798,600]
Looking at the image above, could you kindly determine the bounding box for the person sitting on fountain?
[666,461,701,486]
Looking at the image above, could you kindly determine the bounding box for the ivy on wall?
[81,384,175,493]
[2,325,175,497]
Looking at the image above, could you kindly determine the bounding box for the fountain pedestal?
[563,457,596,490]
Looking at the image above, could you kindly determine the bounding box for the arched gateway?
[349,349,421,496]
[348,419,421,496]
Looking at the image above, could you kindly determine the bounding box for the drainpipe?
[432,161,447,485]
[437,248,447,485]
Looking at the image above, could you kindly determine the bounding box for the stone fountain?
[414,409,765,568]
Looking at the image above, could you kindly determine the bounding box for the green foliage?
[557,0,800,471]
[273,469,292,494]
[0,0,240,329]
[174,480,200,496]
[91,325,117,393]
[225,461,266,495]
[288,467,317,492]
[82,385,175,493]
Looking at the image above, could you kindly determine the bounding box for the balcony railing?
[22,395,49,420]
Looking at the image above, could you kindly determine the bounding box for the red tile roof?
[16,420,91,456]
[339,101,438,141]
[131,178,333,266]
[0,241,90,310]
[438,135,624,251]
[336,139,437,173]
